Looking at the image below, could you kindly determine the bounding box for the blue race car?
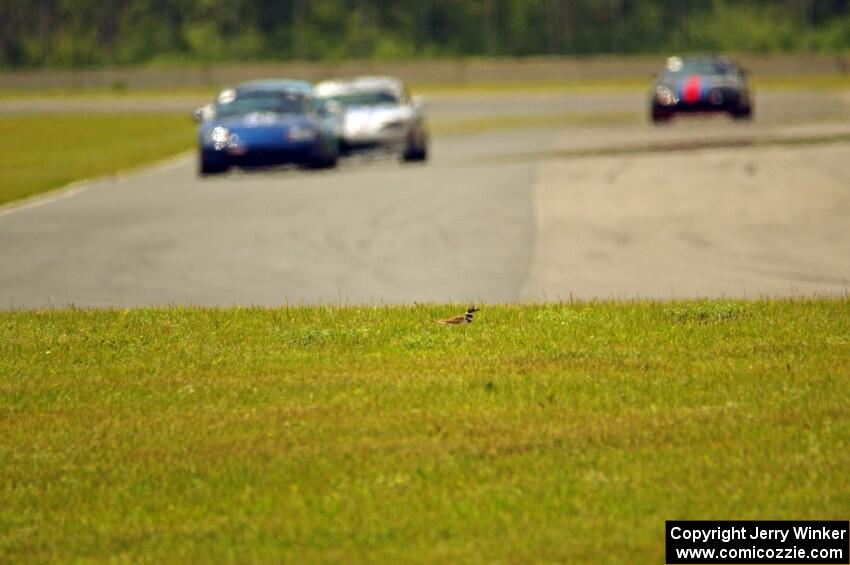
[195,80,339,176]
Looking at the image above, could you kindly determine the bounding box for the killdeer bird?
[437,305,480,325]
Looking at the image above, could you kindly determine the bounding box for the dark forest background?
[1,0,849,69]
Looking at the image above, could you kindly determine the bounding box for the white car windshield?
[325,90,399,108]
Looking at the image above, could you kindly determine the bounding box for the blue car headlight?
[209,126,230,143]
[287,126,318,141]
[205,126,234,150]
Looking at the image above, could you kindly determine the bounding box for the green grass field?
[0,114,194,206]
[2,301,848,562]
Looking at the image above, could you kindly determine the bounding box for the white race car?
[314,76,429,162]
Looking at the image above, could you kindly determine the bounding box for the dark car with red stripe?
[650,55,753,124]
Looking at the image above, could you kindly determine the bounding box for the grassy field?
[1,301,848,562]
[0,113,194,206]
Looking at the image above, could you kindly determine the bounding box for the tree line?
[1,0,848,69]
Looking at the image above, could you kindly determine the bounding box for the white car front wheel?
[402,129,428,163]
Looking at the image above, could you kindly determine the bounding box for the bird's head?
[467,305,480,313]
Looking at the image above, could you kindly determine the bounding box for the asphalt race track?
[2,89,849,307]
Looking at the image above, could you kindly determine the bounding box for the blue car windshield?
[325,91,398,108]
[215,90,309,117]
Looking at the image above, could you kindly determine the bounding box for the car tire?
[308,147,339,169]
[732,104,753,121]
[306,137,340,170]
[309,153,338,169]
[651,108,673,124]
[198,153,229,176]
[402,131,428,163]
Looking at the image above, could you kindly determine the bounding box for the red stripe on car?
[682,75,702,103]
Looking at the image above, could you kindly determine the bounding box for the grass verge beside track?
[2,301,848,562]
[0,113,194,206]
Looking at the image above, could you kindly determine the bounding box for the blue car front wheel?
[198,150,229,176]
[306,139,339,169]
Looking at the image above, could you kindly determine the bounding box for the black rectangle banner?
[666,521,849,564]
